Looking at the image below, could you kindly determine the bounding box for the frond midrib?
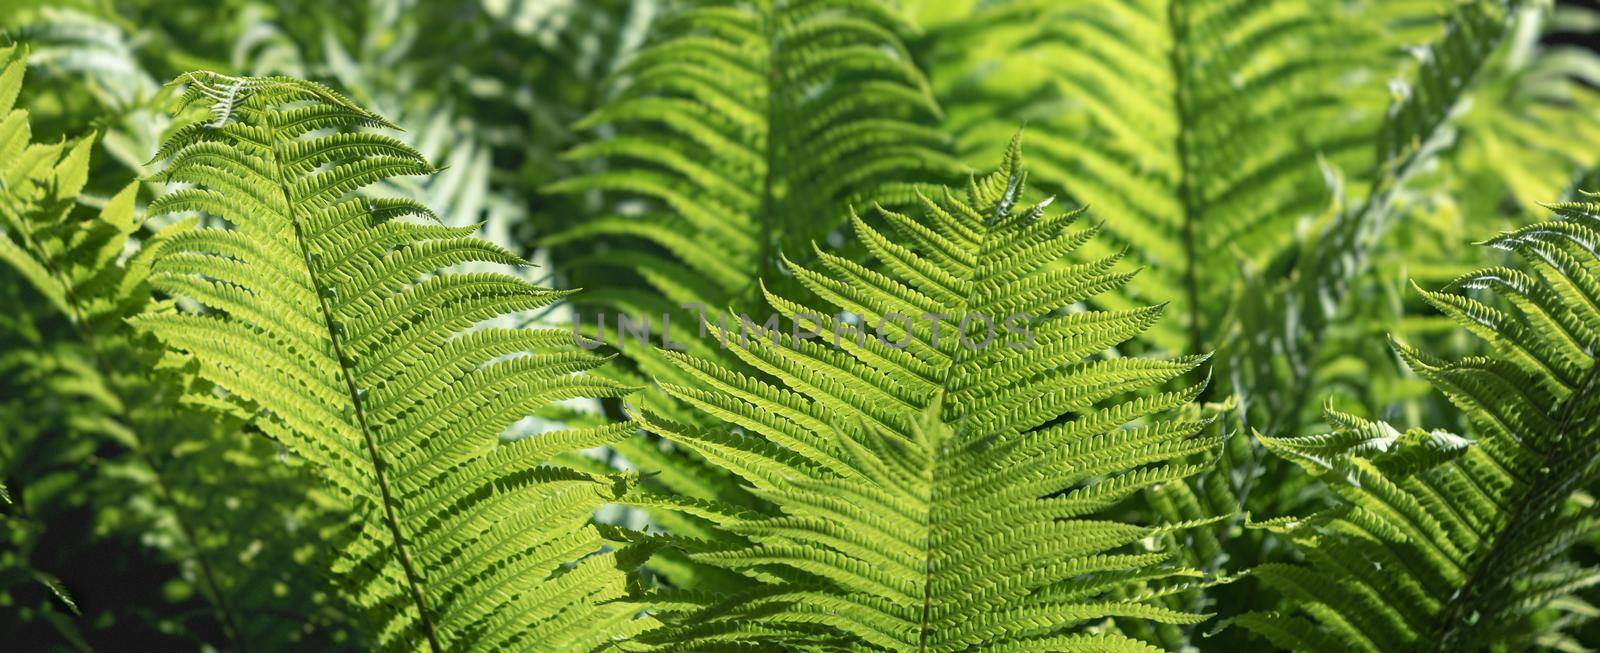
[912,167,1015,650]
[1164,0,1205,361]
[263,116,445,653]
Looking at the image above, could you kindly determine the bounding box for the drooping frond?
[134,71,649,652]
[629,138,1226,651]
[0,45,352,650]
[1236,197,1600,652]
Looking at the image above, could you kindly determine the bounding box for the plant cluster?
[2,0,1598,651]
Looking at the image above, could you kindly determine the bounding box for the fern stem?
[268,133,445,653]
[758,0,781,303]
[1165,0,1205,364]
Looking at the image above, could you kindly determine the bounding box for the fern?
[1300,2,1600,445]
[1,5,172,179]
[917,0,1523,434]
[628,138,1225,651]
[1236,196,1600,651]
[134,71,648,651]
[1124,7,1529,637]
[921,0,1418,354]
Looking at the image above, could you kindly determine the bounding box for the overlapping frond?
[1236,197,1600,652]
[1146,11,1528,616]
[544,0,966,593]
[923,0,1523,438]
[133,71,648,652]
[629,139,1225,651]
[1303,2,1600,444]
[925,0,1417,354]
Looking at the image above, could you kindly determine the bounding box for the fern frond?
[1320,4,1600,430]
[924,0,1521,438]
[924,0,1421,355]
[1236,197,1600,651]
[134,71,649,652]
[630,138,1224,650]
[549,0,961,309]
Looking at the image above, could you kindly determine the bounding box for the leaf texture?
[549,0,961,311]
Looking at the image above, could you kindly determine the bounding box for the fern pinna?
[1236,197,1600,651]
[134,72,648,652]
[629,139,1225,651]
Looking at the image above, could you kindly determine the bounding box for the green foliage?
[544,0,967,594]
[4,1,1600,651]
[548,0,960,311]
[628,141,1226,651]
[1229,0,1525,436]
[133,72,647,651]
[1237,198,1600,651]
[0,45,354,650]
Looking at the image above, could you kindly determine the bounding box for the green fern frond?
[629,138,1225,651]
[1236,197,1600,651]
[549,0,961,310]
[134,71,649,652]
[924,0,1521,434]
[1320,4,1600,429]
[924,0,1421,355]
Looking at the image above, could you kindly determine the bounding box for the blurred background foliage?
[2,0,1598,649]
